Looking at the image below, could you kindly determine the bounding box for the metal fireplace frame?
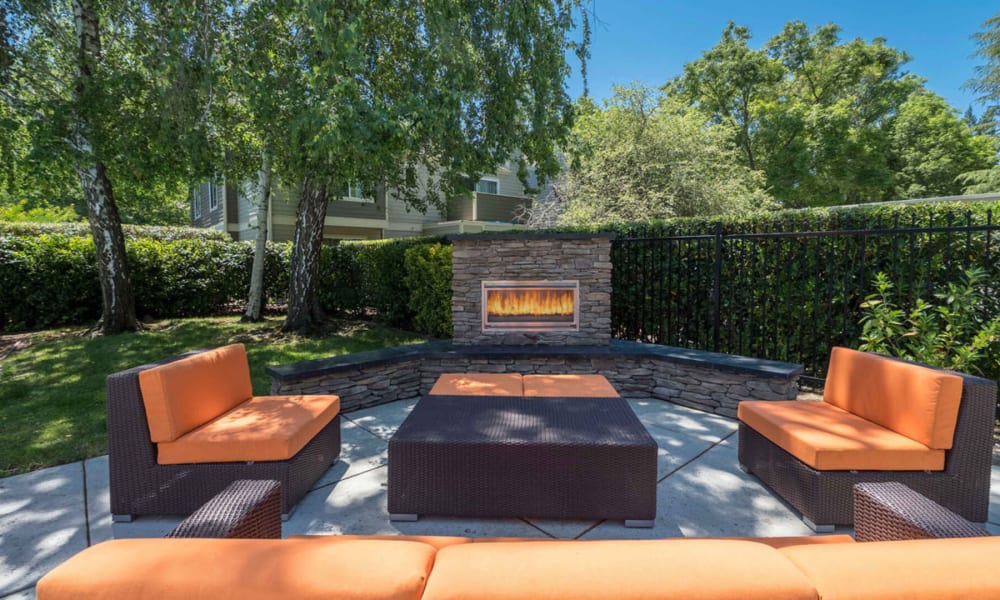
[481,280,580,333]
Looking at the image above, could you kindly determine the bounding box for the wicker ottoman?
[387,394,658,527]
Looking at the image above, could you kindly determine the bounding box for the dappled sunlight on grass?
[0,316,425,476]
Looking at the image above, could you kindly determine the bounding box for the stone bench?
[265,340,803,418]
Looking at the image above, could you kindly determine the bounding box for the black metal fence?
[611,210,999,382]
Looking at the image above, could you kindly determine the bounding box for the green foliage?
[0,235,283,331]
[860,269,1000,375]
[0,200,79,222]
[1,3,209,225]
[404,244,453,338]
[317,237,448,327]
[888,91,996,198]
[557,85,774,225]
[968,11,1000,132]
[0,234,101,330]
[669,20,993,207]
[0,232,447,332]
[0,221,230,241]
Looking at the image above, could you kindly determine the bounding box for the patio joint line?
[573,520,606,540]
[81,460,92,547]
[341,412,393,441]
[308,464,387,493]
[656,429,738,484]
[2,581,37,598]
[517,518,559,539]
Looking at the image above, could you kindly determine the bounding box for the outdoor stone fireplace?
[451,233,613,345]
[267,232,802,418]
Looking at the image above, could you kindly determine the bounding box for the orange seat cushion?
[36,538,435,600]
[781,536,1000,599]
[823,347,963,449]
[523,374,620,398]
[429,373,523,396]
[739,400,944,471]
[156,394,340,464]
[138,344,253,442]
[421,540,818,600]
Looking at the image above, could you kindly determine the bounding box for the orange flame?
[486,289,575,317]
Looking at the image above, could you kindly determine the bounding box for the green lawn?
[0,316,426,477]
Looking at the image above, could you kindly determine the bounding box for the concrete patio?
[2,397,999,599]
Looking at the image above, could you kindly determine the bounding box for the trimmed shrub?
[0,235,100,330]
[318,243,366,316]
[0,222,231,241]
[404,243,453,337]
[0,235,293,331]
[317,237,448,326]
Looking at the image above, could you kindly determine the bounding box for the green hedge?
[404,244,453,338]
[316,237,449,332]
[0,233,447,334]
[0,222,231,241]
[0,235,292,329]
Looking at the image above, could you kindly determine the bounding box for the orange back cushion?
[822,347,963,449]
[780,536,1000,600]
[138,344,253,442]
[37,537,437,600]
[422,539,818,600]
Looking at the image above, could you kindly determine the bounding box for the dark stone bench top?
[265,339,803,382]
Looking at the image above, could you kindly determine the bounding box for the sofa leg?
[112,514,134,523]
[803,517,834,533]
[624,519,655,529]
[390,513,419,522]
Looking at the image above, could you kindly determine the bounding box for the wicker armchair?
[739,354,995,530]
[108,349,341,521]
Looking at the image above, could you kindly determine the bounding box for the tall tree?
[219,0,587,333]
[670,21,922,207]
[1,2,209,332]
[961,11,1000,193]
[968,11,1000,131]
[888,91,995,198]
[558,85,772,224]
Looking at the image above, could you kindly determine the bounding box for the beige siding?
[491,167,528,197]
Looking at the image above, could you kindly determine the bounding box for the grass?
[0,316,426,477]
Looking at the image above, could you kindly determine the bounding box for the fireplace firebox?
[481,280,580,332]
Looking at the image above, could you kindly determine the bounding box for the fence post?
[712,222,722,352]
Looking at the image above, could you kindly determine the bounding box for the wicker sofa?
[38,480,998,599]
[738,347,996,530]
[107,344,341,520]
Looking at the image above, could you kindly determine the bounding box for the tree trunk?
[72,0,138,334]
[283,176,329,332]
[242,153,272,322]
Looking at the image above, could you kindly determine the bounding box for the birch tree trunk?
[283,176,329,332]
[72,0,137,334]
[242,153,272,322]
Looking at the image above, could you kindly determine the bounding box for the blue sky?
[565,1,997,115]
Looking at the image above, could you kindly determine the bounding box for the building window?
[475,178,499,195]
[336,181,374,203]
[192,189,201,218]
[208,183,219,211]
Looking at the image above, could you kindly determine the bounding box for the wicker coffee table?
[387,390,658,527]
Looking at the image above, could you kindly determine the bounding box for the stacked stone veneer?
[268,343,801,419]
[450,234,613,345]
